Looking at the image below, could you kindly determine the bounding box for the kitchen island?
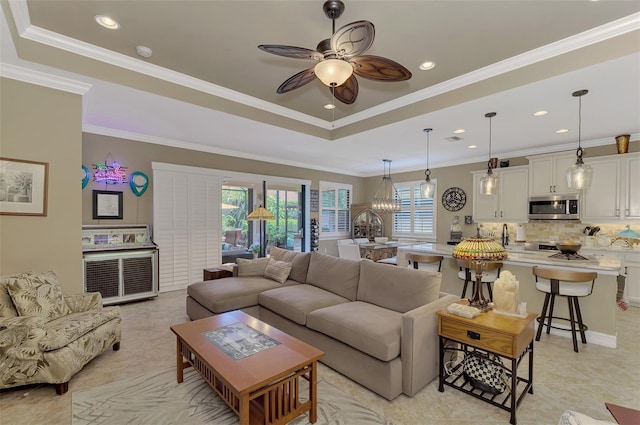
[397,243,622,348]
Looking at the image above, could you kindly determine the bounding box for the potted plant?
[249,242,260,258]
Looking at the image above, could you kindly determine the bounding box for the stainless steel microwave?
[528,194,580,220]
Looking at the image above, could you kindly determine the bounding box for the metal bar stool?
[406,253,443,272]
[456,259,501,301]
[532,266,597,353]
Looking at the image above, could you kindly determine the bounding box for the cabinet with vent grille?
[82,225,158,305]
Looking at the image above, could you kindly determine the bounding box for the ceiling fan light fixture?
[314,59,353,87]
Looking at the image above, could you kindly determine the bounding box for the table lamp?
[452,228,508,311]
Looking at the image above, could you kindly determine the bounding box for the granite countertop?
[397,243,622,274]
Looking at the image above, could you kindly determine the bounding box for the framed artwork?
[92,190,123,219]
[0,157,49,216]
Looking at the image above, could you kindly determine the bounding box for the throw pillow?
[7,271,70,322]
[237,257,270,277]
[263,259,293,284]
[0,275,19,317]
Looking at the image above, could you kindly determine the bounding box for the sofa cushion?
[39,306,121,351]
[236,257,270,277]
[263,259,292,284]
[188,277,287,313]
[6,271,71,322]
[259,285,350,325]
[307,301,402,362]
[357,260,441,313]
[305,252,360,301]
[0,276,18,318]
[269,247,311,284]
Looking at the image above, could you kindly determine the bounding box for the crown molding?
[10,0,639,132]
[83,125,361,177]
[0,62,92,94]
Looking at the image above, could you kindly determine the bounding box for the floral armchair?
[0,271,121,394]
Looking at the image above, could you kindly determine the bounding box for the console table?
[437,305,536,425]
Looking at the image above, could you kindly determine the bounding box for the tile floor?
[1,289,638,425]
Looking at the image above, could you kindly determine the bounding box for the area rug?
[72,367,393,424]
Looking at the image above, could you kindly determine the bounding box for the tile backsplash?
[478,221,637,244]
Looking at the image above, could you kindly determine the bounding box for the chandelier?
[372,159,401,212]
[420,128,436,198]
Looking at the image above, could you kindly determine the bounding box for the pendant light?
[420,128,436,198]
[479,112,498,196]
[566,89,593,190]
[372,159,401,212]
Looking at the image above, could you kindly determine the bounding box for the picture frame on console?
[92,190,123,219]
[0,157,49,216]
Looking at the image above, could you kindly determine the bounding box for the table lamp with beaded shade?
[452,228,508,311]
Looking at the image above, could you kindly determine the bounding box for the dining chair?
[337,239,355,245]
[353,238,371,244]
[338,243,362,260]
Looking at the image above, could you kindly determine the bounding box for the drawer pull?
[467,330,481,340]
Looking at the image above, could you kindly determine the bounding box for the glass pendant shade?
[566,160,593,190]
[480,168,498,195]
[314,59,353,87]
[421,177,436,198]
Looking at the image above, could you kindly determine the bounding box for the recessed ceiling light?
[419,61,435,71]
[94,15,120,29]
[324,103,335,110]
[556,128,569,134]
[453,129,465,134]
[533,110,548,116]
[467,145,478,149]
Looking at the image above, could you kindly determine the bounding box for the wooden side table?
[203,267,233,281]
[437,306,537,425]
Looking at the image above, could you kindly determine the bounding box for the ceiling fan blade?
[331,20,375,58]
[258,45,323,60]
[277,68,317,94]
[331,75,359,105]
[351,55,412,81]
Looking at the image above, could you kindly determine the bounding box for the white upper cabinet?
[527,153,577,195]
[472,166,528,223]
[580,152,640,222]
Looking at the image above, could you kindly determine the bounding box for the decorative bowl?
[556,242,582,254]
[374,237,388,244]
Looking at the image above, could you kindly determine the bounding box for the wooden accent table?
[203,267,233,281]
[170,311,324,425]
[437,305,537,425]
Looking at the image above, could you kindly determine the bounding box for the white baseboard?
[534,322,617,348]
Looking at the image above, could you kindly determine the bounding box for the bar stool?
[456,259,501,301]
[532,266,597,353]
[406,253,443,272]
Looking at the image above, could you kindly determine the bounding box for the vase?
[615,134,630,154]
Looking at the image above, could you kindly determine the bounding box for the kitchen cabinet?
[623,252,640,307]
[581,152,640,222]
[471,166,528,223]
[527,153,577,195]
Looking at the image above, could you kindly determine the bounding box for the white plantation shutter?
[392,181,436,239]
[153,166,220,292]
[319,182,351,238]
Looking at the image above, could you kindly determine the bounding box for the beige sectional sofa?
[186,247,458,400]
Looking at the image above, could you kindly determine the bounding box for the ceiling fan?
[258,0,412,105]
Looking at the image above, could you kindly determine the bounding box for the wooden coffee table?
[170,311,324,425]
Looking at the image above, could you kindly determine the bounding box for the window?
[319,181,351,239]
[393,180,436,240]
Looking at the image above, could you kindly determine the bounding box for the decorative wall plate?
[129,171,149,197]
[82,165,90,189]
[442,187,466,211]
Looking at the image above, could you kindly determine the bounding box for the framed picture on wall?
[92,190,123,219]
[0,157,49,216]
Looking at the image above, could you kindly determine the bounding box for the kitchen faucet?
[502,223,509,247]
